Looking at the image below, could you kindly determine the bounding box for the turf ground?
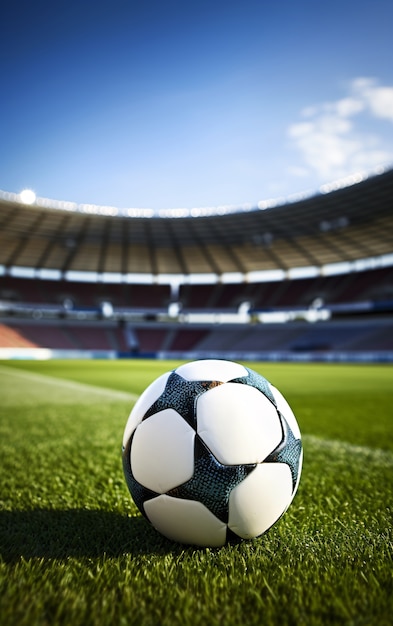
[0,358,392,626]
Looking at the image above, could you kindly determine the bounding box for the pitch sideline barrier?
[0,347,392,363]
[0,348,117,360]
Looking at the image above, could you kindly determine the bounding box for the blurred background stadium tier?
[1,168,392,276]
[0,168,392,361]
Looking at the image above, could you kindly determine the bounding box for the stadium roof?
[0,168,392,283]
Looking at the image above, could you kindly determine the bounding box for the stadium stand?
[0,168,392,361]
[0,323,38,348]
[1,168,393,276]
[0,267,392,315]
[1,316,392,360]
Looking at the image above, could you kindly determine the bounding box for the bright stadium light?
[19,189,36,205]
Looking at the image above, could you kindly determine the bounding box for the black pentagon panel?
[167,435,256,524]
[230,367,276,407]
[122,434,159,518]
[265,413,302,490]
[143,371,223,429]
[225,526,244,544]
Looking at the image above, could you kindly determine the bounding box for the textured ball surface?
[122,359,303,547]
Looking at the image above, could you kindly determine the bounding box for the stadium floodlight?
[19,189,36,205]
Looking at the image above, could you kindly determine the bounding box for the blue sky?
[1,0,393,211]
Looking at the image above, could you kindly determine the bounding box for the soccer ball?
[122,359,303,547]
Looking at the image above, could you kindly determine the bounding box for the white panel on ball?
[122,372,171,447]
[228,463,293,539]
[293,448,303,497]
[176,359,247,382]
[269,384,303,495]
[144,495,227,547]
[197,383,282,465]
[131,409,195,493]
[269,384,301,439]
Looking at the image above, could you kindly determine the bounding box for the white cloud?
[334,97,364,118]
[288,77,393,182]
[352,77,393,122]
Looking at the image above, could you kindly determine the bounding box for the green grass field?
[0,359,392,626]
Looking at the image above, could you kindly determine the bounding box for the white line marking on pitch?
[1,366,391,465]
[0,364,139,402]
[303,434,393,466]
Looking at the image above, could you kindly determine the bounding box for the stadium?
[1,166,393,362]
[0,168,392,626]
